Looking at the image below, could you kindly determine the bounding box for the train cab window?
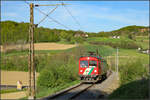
[89,60,97,68]
[80,60,88,68]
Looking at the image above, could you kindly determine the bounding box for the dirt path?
[0,43,77,52]
[1,70,39,86]
[0,91,27,99]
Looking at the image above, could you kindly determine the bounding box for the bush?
[109,59,149,99]
[37,48,82,88]
[119,59,149,84]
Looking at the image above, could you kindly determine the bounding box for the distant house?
[74,33,81,37]
[112,36,120,39]
[117,36,120,39]
[140,28,149,33]
[112,36,116,38]
[74,33,88,38]
[140,49,150,54]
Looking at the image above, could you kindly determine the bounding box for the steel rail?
[69,83,95,100]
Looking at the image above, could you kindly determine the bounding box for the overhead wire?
[34,7,71,30]
[37,5,58,25]
[61,2,82,30]
[24,1,71,30]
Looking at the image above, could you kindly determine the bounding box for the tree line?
[1,20,149,45]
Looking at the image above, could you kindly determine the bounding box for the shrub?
[119,59,149,85]
[109,59,149,99]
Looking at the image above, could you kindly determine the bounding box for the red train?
[78,51,110,82]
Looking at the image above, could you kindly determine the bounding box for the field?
[0,42,77,52]
[1,36,149,99]
[1,43,77,99]
[1,70,39,86]
[135,36,149,49]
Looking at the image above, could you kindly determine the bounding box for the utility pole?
[117,48,118,75]
[27,2,69,99]
[116,48,119,80]
[28,3,35,99]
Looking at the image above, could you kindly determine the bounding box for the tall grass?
[109,59,149,99]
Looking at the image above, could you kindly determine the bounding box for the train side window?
[80,60,88,68]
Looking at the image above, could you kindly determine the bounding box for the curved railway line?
[42,72,112,100]
[42,83,96,100]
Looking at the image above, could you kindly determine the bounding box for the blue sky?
[1,1,149,32]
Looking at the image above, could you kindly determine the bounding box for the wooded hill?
[1,20,85,45]
[1,20,149,44]
[87,25,149,37]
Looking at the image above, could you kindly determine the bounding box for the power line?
[37,5,58,25]
[35,7,71,30]
[24,1,71,30]
[61,2,82,30]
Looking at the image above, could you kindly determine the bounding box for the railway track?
[42,72,113,100]
[42,83,95,100]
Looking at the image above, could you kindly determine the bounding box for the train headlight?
[80,70,83,72]
[94,70,97,72]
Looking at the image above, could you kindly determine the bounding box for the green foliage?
[37,44,114,89]
[1,21,86,45]
[119,59,149,84]
[109,59,149,99]
[1,56,28,71]
[88,37,139,49]
[87,25,148,37]
[36,80,80,98]
[1,54,56,72]
[0,88,26,94]
[109,78,149,99]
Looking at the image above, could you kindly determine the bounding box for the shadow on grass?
[109,78,149,99]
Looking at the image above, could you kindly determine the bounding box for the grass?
[108,47,149,99]
[0,88,26,94]
[36,80,80,98]
[109,78,149,99]
[2,38,149,99]
[87,37,134,43]
[106,48,149,71]
[1,49,64,57]
[87,37,139,49]
[135,36,149,49]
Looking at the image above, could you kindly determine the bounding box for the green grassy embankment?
[135,36,149,49]
[87,36,149,99]
[87,37,139,49]
[108,48,149,99]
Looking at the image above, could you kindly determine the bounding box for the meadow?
[1,35,149,99]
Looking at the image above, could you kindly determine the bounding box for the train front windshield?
[80,60,97,68]
[89,60,97,68]
[80,60,88,68]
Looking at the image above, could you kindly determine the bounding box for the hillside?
[1,21,149,45]
[1,20,85,45]
[109,25,149,36]
[89,25,149,37]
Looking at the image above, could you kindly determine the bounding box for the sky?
[1,1,149,33]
